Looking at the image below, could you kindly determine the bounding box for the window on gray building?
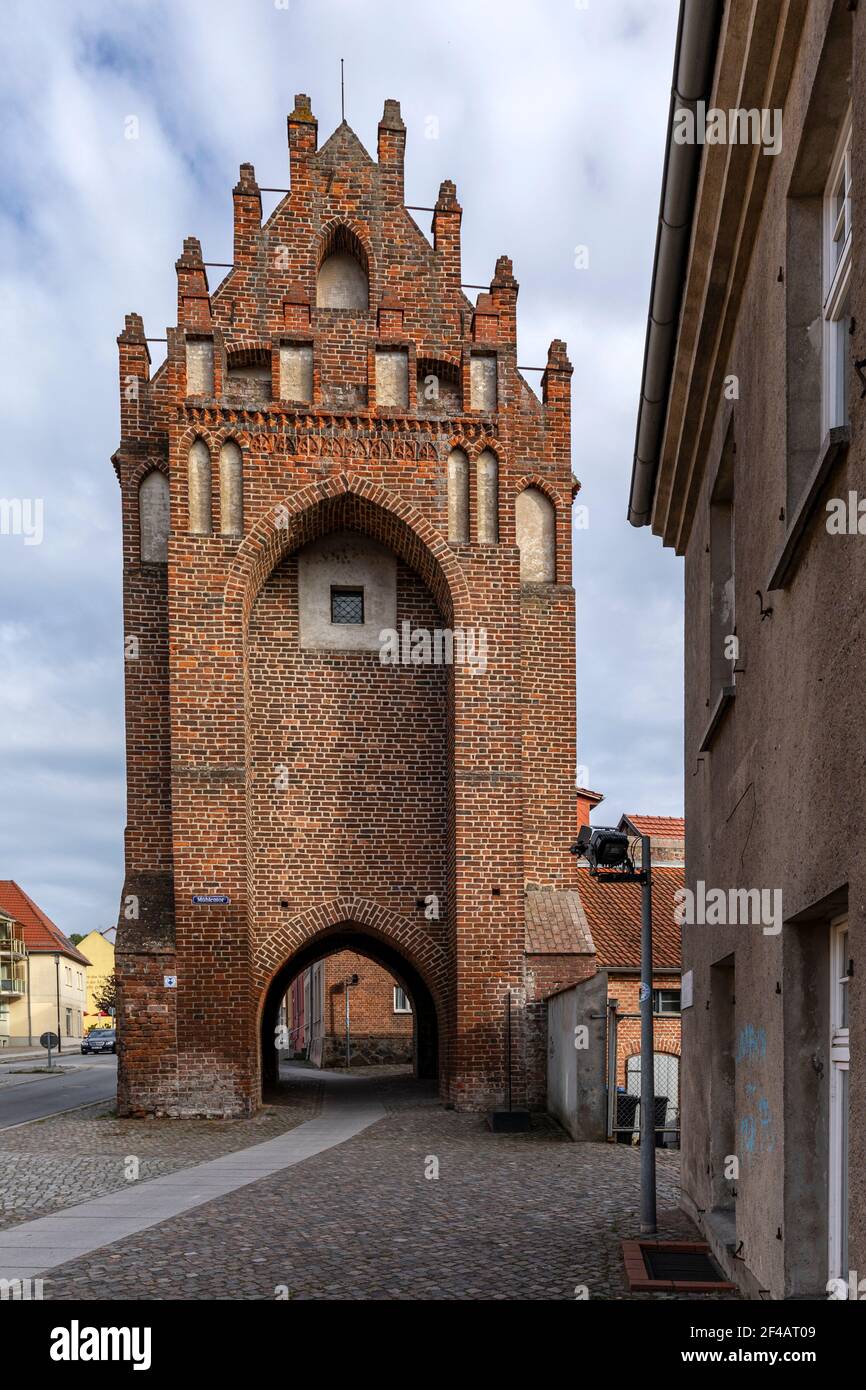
[709,432,735,707]
[822,111,852,434]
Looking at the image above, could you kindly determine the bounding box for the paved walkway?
[0,1071,374,1279]
[0,1066,322,1232]
[0,1066,734,1301]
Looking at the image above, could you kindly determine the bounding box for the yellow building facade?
[76,928,116,1031]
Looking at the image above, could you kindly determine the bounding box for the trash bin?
[615,1092,639,1142]
[654,1095,669,1147]
[614,1094,669,1144]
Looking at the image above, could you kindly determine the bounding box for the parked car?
[81,1028,116,1055]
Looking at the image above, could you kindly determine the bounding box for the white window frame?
[652,988,682,1016]
[822,110,852,435]
[393,986,412,1014]
[828,914,850,1283]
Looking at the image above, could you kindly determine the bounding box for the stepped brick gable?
[114,95,582,1116]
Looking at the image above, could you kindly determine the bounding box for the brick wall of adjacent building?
[284,949,414,1067]
[320,952,414,1039]
[114,94,579,1117]
[607,974,682,1087]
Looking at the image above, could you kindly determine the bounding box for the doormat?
[622,1240,737,1293]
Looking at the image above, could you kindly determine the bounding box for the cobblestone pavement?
[33,1071,737,1301]
[0,1075,322,1232]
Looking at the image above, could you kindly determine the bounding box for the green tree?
[93,972,117,1016]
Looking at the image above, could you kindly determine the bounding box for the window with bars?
[330,587,364,625]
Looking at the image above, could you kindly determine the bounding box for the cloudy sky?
[0,0,683,938]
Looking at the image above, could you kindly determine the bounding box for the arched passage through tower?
[259,925,441,1092]
[239,484,461,1102]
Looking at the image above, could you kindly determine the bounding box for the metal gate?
[605,1003,680,1146]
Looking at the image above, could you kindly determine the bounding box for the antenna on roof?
[340,58,345,122]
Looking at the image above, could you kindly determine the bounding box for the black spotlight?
[570,825,631,871]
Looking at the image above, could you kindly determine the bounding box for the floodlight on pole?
[570,824,657,1233]
[571,825,633,873]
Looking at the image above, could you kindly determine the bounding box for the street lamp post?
[571,825,657,1233]
[637,833,657,1234]
[344,972,358,1069]
[53,952,62,1055]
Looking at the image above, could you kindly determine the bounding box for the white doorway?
[829,915,850,1282]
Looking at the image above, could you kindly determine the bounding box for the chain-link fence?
[606,1007,680,1146]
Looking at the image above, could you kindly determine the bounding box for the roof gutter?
[628,0,724,528]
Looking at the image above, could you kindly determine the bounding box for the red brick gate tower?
[113,96,580,1117]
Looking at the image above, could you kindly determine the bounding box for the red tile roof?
[621,815,685,838]
[576,865,683,970]
[0,882,90,965]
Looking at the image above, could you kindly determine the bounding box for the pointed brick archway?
[223,472,473,632]
[257,898,449,1090]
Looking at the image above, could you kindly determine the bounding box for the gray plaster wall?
[279,344,313,403]
[297,530,397,651]
[139,471,170,563]
[187,439,212,535]
[677,0,863,1301]
[375,348,409,409]
[547,971,608,1141]
[447,448,469,542]
[185,340,214,396]
[316,251,368,309]
[219,441,243,536]
[516,486,556,582]
[470,354,497,412]
[476,449,499,544]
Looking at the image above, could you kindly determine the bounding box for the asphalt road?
[0,1053,117,1129]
